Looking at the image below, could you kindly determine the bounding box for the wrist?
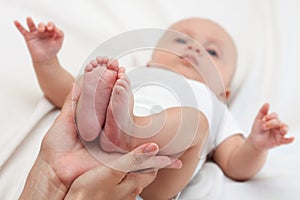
[19,157,67,200]
[32,56,60,69]
[245,136,268,155]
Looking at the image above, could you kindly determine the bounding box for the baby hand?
[248,103,294,151]
[14,17,64,64]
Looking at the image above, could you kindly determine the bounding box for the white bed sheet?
[0,0,299,199]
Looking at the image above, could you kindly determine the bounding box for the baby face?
[149,18,237,98]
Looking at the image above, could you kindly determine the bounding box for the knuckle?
[131,153,144,167]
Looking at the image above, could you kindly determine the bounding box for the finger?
[118,171,157,198]
[263,112,278,122]
[263,119,282,130]
[46,21,55,31]
[55,27,64,38]
[60,83,81,118]
[37,22,46,32]
[89,143,163,187]
[71,83,81,116]
[108,143,159,183]
[279,136,295,145]
[131,156,171,172]
[26,16,37,32]
[256,103,269,120]
[280,123,289,136]
[165,158,183,169]
[14,20,28,36]
[132,156,182,172]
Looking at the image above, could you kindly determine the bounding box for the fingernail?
[172,160,183,169]
[143,143,158,153]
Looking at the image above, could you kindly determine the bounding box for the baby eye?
[207,49,218,57]
[174,38,187,44]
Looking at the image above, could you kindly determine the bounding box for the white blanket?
[1,0,300,199]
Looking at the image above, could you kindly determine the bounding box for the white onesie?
[128,67,245,199]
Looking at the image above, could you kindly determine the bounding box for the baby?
[15,17,294,200]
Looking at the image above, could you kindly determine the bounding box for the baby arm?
[213,103,294,180]
[15,17,74,108]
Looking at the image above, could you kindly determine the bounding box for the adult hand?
[19,84,182,200]
[65,143,162,200]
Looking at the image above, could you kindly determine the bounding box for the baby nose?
[187,45,201,54]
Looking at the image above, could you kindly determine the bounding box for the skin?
[99,18,239,153]
[15,18,183,199]
[73,56,209,200]
[14,17,73,107]
[149,18,294,181]
[150,18,237,99]
[19,84,182,200]
[15,17,295,199]
[76,57,119,141]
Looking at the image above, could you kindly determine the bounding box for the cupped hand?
[65,143,174,200]
[37,83,182,192]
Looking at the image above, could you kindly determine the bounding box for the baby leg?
[101,72,209,199]
[101,69,208,155]
[76,57,118,141]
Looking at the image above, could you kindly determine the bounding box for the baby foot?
[76,57,119,141]
[100,68,135,152]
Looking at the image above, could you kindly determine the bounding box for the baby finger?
[26,17,37,32]
[37,22,46,32]
[46,21,55,31]
[263,112,278,122]
[263,119,281,130]
[279,136,295,145]
[279,123,289,135]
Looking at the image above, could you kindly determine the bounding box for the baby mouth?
[180,54,199,66]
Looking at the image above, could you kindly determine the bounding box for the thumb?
[59,83,81,119]
[109,143,159,172]
[97,143,182,185]
[106,143,159,183]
